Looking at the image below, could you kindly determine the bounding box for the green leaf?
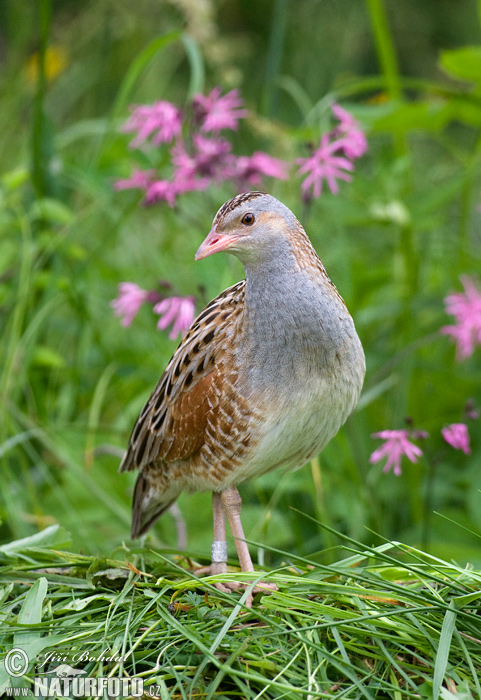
[55,593,115,612]
[182,34,205,99]
[0,578,48,693]
[440,681,475,700]
[1,168,29,191]
[444,97,481,126]
[452,590,481,607]
[433,601,457,700]
[15,577,48,644]
[29,198,73,225]
[0,526,72,559]
[440,45,481,84]
[31,345,66,369]
[371,100,453,135]
[86,556,130,588]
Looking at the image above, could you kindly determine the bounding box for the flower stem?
[31,0,54,199]
[400,223,418,299]
[365,0,401,101]
[262,0,290,118]
[421,454,438,552]
[458,128,481,253]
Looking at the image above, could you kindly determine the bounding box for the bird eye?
[241,212,255,226]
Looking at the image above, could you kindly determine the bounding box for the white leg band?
[211,540,228,563]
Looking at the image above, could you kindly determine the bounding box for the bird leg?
[220,487,255,572]
[194,491,251,602]
[221,488,278,602]
[195,488,277,607]
[195,492,229,576]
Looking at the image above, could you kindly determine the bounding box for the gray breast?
[240,267,361,393]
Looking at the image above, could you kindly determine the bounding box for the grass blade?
[181,34,205,99]
[433,601,457,700]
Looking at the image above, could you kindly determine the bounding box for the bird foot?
[215,579,278,608]
[194,563,277,608]
[194,561,228,577]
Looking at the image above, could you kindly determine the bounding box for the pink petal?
[193,87,247,133]
[111,282,149,327]
[441,276,481,360]
[154,296,196,339]
[370,430,423,476]
[442,423,471,454]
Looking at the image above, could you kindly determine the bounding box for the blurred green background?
[1,0,480,566]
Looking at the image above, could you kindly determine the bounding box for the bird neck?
[241,252,351,371]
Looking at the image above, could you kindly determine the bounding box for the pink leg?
[196,488,277,607]
[220,487,278,606]
[220,487,254,572]
[195,492,228,576]
[210,491,228,574]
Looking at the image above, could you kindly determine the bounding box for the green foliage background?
[0,0,481,571]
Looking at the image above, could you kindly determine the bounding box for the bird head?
[195,192,299,265]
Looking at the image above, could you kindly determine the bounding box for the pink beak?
[195,226,239,261]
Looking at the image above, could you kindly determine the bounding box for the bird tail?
[130,472,180,539]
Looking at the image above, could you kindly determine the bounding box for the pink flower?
[465,399,479,420]
[122,101,182,149]
[331,103,368,159]
[442,424,471,454]
[111,283,150,327]
[171,140,198,181]
[144,180,180,207]
[172,135,233,185]
[193,87,247,133]
[370,430,423,476]
[154,296,196,339]
[297,104,367,199]
[234,151,289,187]
[441,276,481,360]
[191,134,233,177]
[297,133,355,198]
[114,169,156,192]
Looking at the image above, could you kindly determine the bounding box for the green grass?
[0,0,480,559]
[1,2,481,695]
[1,525,481,698]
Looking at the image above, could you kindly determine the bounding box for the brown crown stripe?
[214,191,266,224]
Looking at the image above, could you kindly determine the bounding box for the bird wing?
[119,280,246,473]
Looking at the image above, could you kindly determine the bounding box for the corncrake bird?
[120,192,365,606]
